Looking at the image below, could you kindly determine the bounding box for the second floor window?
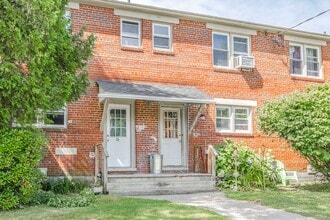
[121,19,141,47]
[153,23,171,50]
[290,44,321,78]
[213,33,250,68]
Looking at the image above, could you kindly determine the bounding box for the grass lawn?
[224,182,330,220]
[0,195,225,220]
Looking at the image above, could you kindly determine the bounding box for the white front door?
[108,104,131,167]
[160,108,182,166]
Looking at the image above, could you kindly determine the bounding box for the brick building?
[41,0,330,181]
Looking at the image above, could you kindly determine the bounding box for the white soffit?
[207,23,257,35]
[114,8,179,24]
[284,35,326,46]
[215,98,257,107]
[67,2,80,9]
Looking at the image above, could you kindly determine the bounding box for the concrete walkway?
[133,192,314,220]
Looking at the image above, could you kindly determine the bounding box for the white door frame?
[159,105,188,170]
[106,101,136,171]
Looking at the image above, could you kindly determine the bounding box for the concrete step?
[107,173,216,195]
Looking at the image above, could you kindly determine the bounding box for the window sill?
[290,75,324,82]
[108,167,137,172]
[153,50,175,56]
[213,67,242,74]
[43,127,67,132]
[121,46,144,53]
[216,132,254,137]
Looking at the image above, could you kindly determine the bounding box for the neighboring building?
[41,0,330,181]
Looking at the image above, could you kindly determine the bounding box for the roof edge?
[73,0,330,42]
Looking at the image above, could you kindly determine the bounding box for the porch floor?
[107,173,216,195]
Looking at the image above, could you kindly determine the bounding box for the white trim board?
[67,2,80,9]
[215,98,257,106]
[114,8,179,24]
[207,23,257,36]
[284,35,326,46]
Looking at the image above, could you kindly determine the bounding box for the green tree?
[258,83,330,179]
[0,0,95,127]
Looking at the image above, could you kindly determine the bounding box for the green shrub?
[30,190,55,205]
[0,128,47,210]
[257,83,330,180]
[47,189,96,208]
[216,140,281,190]
[42,177,88,194]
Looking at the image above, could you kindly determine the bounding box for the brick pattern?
[41,4,329,176]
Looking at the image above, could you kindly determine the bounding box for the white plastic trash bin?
[149,154,163,174]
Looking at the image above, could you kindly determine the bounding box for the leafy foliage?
[216,140,280,190]
[0,128,47,210]
[47,189,96,208]
[42,177,88,194]
[0,0,95,127]
[258,83,330,179]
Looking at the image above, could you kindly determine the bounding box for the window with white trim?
[43,108,67,128]
[153,23,171,50]
[216,106,251,133]
[290,43,321,78]
[34,107,67,129]
[213,33,250,68]
[121,19,141,47]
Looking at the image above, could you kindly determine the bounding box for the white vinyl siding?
[121,19,141,47]
[153,23,171,50]
[290,43,321,78]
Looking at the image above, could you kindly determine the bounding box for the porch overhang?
[97,80,215,104]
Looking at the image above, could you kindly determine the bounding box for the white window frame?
[121,18,141,48]
[42,107,68,129]
[216,105,252,134]
[213,32,230,68]
[289,43,322,79]
[152,23,172,51]
[12,107,68,129]
[213,32,251,68]
[232,34,250,57]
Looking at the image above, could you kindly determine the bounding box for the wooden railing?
[207,145,218,180]
[94,143,109,193]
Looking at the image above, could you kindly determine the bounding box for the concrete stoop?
[107,173,216,195]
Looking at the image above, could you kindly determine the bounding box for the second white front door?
[108,104,131,167]
[160,108,182,166]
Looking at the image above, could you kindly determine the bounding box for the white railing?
[207,145,218,180]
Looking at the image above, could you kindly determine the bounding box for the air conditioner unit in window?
[234,55,255,70]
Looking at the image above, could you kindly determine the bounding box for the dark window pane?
[122,21,139,35]
[213,34,228,50]
[122,37,139,46]
[46,113,64,125]
[154,37,169,49]
[213,50,228,66]
[154,25,169,36]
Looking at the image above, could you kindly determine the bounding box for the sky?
[119,0,330,35]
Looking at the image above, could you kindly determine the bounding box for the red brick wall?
[42,4,329,176]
